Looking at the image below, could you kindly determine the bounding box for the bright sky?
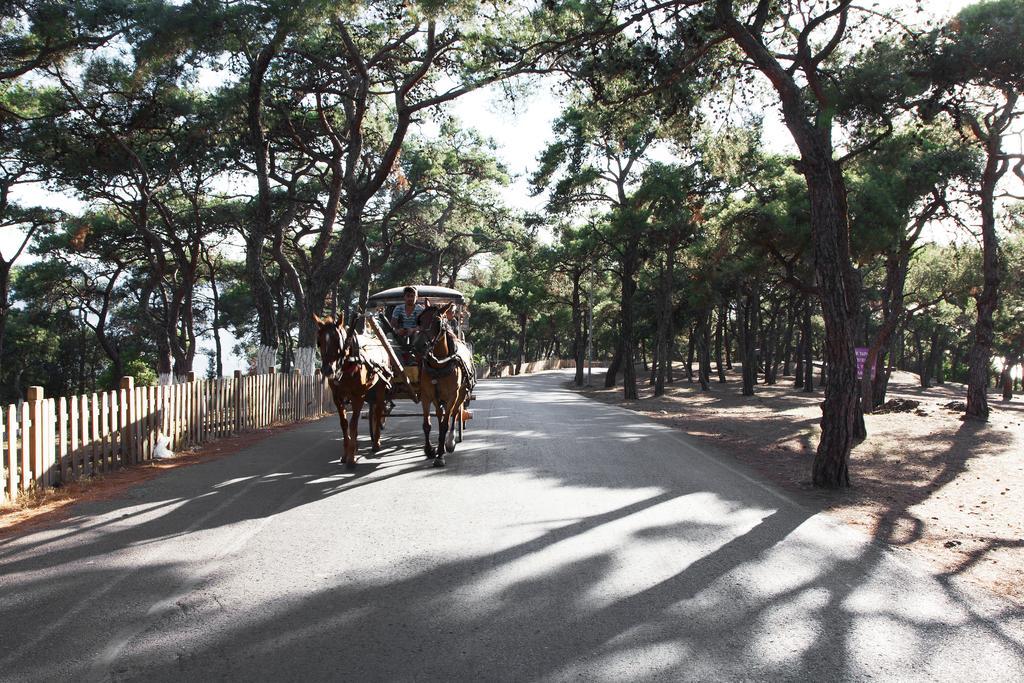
[446,81,561,215]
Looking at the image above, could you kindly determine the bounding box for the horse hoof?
[345,461,356,470]
[433,456,446,468]
[424,448,435,459]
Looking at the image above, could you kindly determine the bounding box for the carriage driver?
[391,286,424,363]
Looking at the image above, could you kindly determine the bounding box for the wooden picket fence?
[1,370,334,503]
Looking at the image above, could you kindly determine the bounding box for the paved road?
[2,371,1022,682]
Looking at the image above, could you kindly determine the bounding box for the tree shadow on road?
[34,487,1021,682]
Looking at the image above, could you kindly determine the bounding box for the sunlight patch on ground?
[842,577,965,624]
[304,473,353,485]
[747,587,832,668]
[213,476,258,488]
[553,640,690,681]
[470,490,775,615]
[845,614,927,676]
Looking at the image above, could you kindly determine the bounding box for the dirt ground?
[573,365,1024,607]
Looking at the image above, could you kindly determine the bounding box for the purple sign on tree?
[855,347,871,380]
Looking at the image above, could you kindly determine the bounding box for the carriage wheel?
[455,409,464,443]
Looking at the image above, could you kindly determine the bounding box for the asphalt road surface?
[2,371,1023,682]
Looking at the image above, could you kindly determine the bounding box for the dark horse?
[314,313,391,468]
[417,302,473,467]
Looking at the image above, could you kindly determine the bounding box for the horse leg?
[446,395,462,454]
[346,395,363,469]
[446,376,466,450]
[446,378,467,453]
[422,386,435,459]
[336,398,349,467]
[434,399,447,467]
[370,387,384,452]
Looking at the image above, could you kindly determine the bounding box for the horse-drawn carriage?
[314,285,476,469]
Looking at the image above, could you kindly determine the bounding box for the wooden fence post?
[269,366,276,425]
[45,398,57,486]
[120,377,135,465]
[233,371,242,433]
[27,386,45,490]
[314,370,320,416]
[5,405,16,501]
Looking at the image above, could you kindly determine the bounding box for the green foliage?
[929,0,1024,91]
[97,356,158,390]
[846,124,979,260]
[995,206,1024,361]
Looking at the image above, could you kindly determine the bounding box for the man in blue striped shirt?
[391,286,423,362]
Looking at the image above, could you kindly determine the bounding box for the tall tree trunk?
[781,296,796,377]
[207,256,224,378]
[871,344,891,407]
[650,344,660,388]
[925,330,943,390]
[763,295,781,385]
[685,328,695,383]
[516,310,527,375]
[572,270,585,386]
[620,248,639,400]
[665,241,676,385]
[718,3,860,487]
[965,142,1004,420]
[655,259,670,396]
[894,328,905,371]
[715,306,727,383]
[794,336,805,389]
[802,298,815,393]
[155,332,173,385]
[245,40,286,373]
[0,260,10,386]
[724,304,733,369]
[605,335,623,388]
[741,290,758,396]
[697,310,712,391]
[914,330,928,388]
[805,164,859,486]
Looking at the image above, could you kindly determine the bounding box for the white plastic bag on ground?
[154,433,174,459]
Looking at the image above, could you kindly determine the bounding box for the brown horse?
[417,302,473,467]
[314,313,391,469]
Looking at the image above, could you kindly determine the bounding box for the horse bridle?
[422,311,459,368]
[319,316,361,379]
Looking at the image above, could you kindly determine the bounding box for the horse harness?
[325,325,394,391]
[422,322,471,386]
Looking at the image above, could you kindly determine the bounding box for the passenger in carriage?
[391,285,424,364]
[444,304,471,341]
